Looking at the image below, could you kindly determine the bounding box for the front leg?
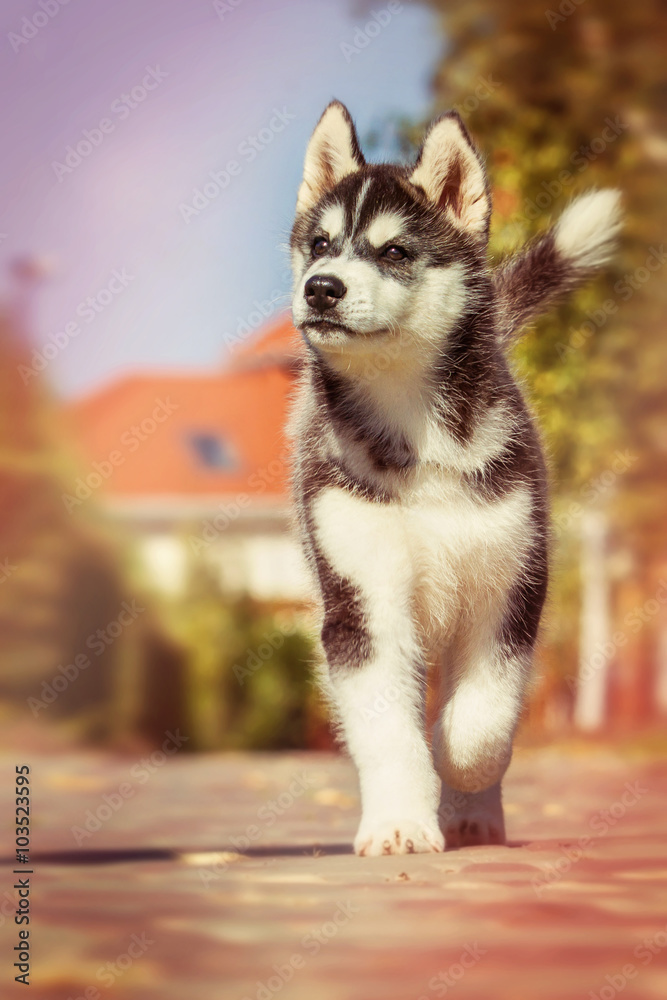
[331,652,444,857]
[312,487,443,857]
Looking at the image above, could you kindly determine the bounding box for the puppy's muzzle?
[304,274,347,313]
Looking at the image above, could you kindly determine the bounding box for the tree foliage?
[418,0,667,548]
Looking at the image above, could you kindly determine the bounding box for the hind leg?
[433,530,546,849]
[433,622,532,848]
[439,781,506,848]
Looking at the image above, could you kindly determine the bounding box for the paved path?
[1,743,666,1000]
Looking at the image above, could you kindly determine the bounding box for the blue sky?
[0,0,443,397]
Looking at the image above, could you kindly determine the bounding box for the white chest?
[311,474,534,642]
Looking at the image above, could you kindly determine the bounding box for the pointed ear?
[296,101,365,214]
[409,112,490,239]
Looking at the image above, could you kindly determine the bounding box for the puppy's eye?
[382,245,407,261]
[312,237,329,257]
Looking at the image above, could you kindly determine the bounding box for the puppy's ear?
[296,101,365,214]
[409,112,490,239]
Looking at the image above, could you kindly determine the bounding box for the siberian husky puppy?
[288,101,621,856]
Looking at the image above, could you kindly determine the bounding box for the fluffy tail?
[494,190,622,344]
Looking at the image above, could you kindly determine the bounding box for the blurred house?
[65,316,312,605]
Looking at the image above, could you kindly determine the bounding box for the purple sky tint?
[0,0,442,398]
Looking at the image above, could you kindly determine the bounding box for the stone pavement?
[1,742,666,1000]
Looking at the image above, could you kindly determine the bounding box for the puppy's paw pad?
[355,819,444,857]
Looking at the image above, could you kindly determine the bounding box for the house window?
[188,432,237,470]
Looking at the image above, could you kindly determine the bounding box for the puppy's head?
[290,101,491,357]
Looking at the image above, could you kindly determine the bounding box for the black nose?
[304,274,347,312]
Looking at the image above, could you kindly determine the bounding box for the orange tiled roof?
[65,314,303,503]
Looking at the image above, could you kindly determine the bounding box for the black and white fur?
[288,102,621,856]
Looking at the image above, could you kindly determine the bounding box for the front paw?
[354,818,445,857]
